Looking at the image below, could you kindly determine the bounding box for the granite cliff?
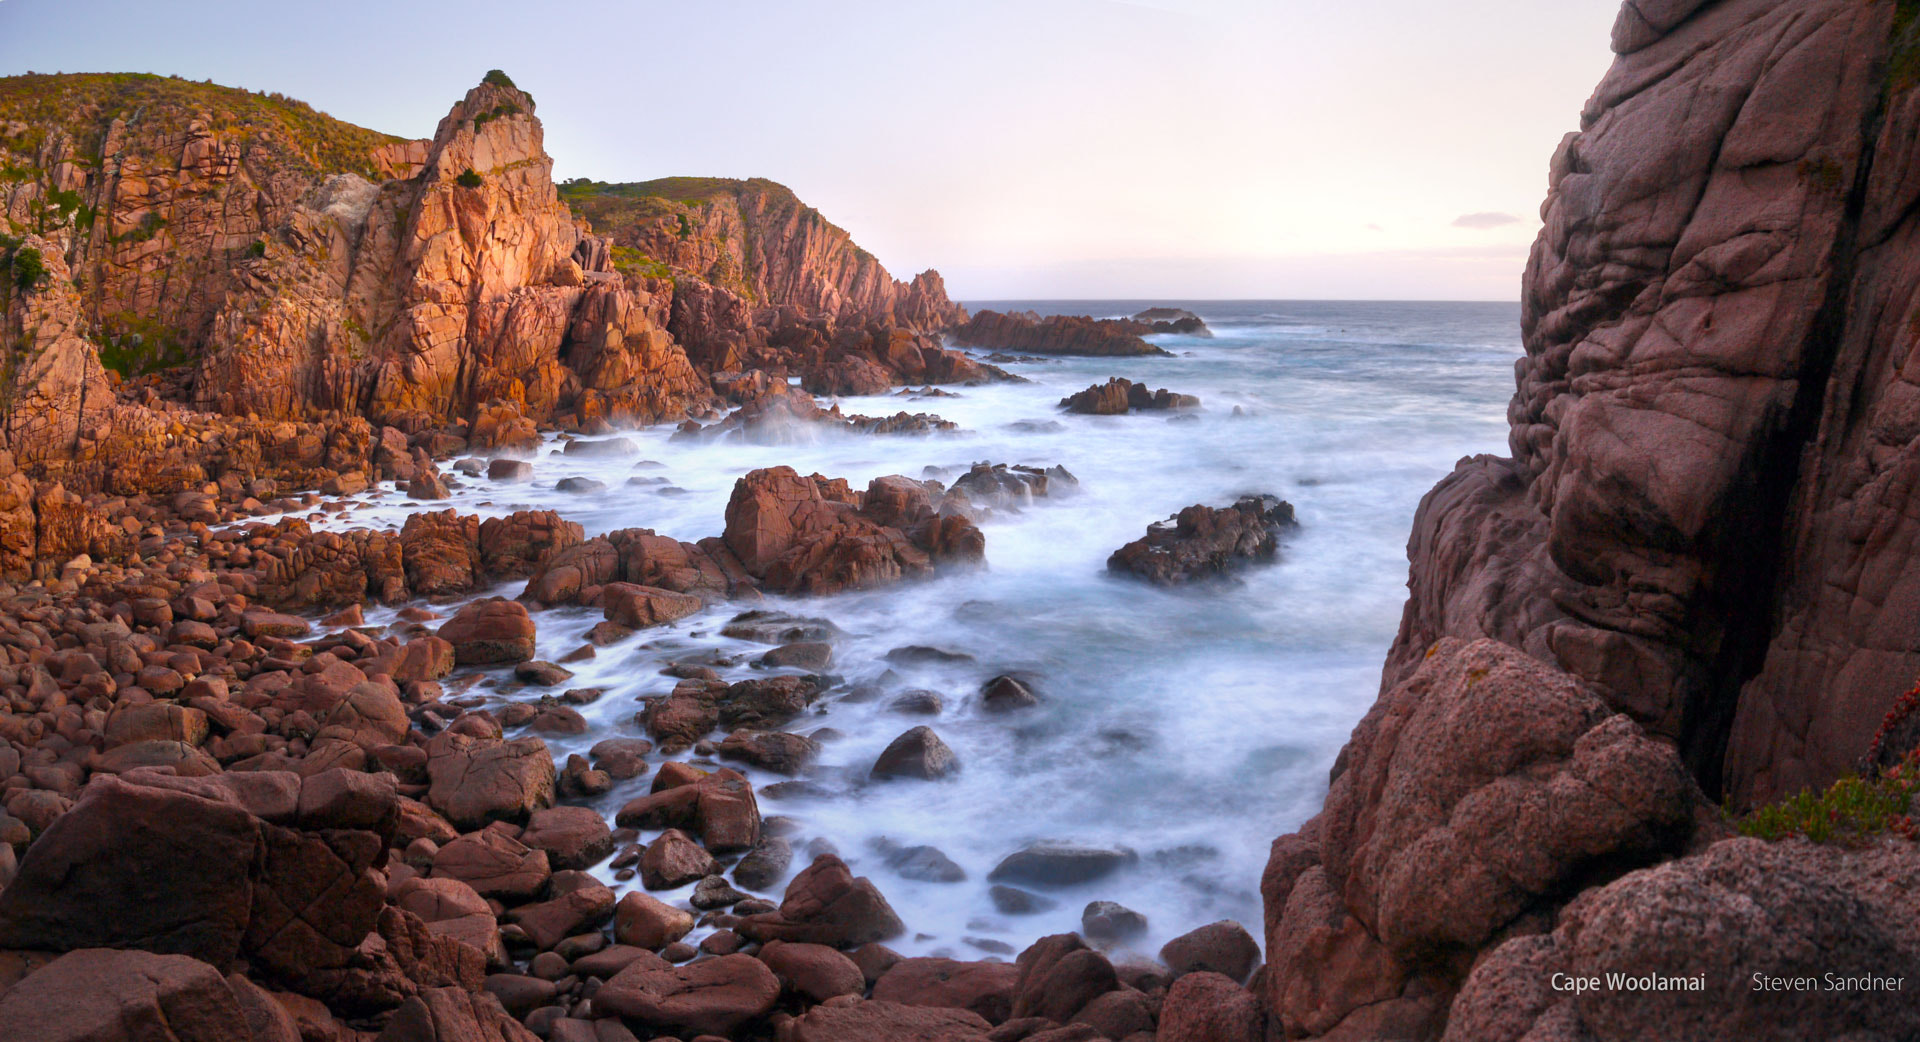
[1260,2,1920,1039]
[0,71,977,581]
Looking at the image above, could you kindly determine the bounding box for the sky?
[0,0,1625,300]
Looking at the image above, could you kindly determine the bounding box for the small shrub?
[1737,761,1918,844]
[246,238,266,258]
[456,169,483,189]
[483,69,517,90]
[10,246,47,291]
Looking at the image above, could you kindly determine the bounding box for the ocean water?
[314,300,1520,962]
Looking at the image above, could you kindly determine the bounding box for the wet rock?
[721,466,982,594]
[781,1000,994,1042]
[519,806,614,870]
[437,598,537,664]
[590,737,652,780]
[735,853,905,948]
[692,874,750,910]
[988,843,1137,887]
[885,645,974,665]
[0,948,253,1042]
[555,477,606,494]
[614,891,696,950]
[641,828,720,890]
[989,885,1058,916]
[602,582,703,629]
[421,726,555,828]
[487,459,534,482]
[594,951,780,1037]
[562,436,638,458]
[615,766,762,854]
[734,837,794,891]
[757,939,866,1002]
[1009,935,1120,1022]
[506,880,615,950]
[390,876,502,965]
[1080,900,1148,943]
[980,675,1039,712]
[871,725,959,781]
[527,704,589,735]
[887,689,946,715]
[873,957,1021,1024]
[513,660,574,687]
[482,973,557,1019]
[721,610,841,645]
[433,829,551,901]
[1106,495,1296,586]
[719,675,821,731]
[1158,971,1262,1042]
[718,729,821,775]
[874,839,967,882]
[1160,919,1260,984]
[763,640,834,669]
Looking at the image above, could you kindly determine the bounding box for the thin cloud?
[1452,211,1521,230]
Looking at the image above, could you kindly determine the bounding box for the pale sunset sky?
[0,0,1625,299]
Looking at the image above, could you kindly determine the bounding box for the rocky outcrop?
[561,176,965,334]
[722,467,984,594]
[1060,377,1200,415]
[1261,639,1715,1040]
[190,77,711,430]
[529,465,983,602]
[1442,836,1920,1042]
[1383,0,1920,807]
[949,310,1173,357]
[1132,307,1212,336]
[1107,495,1295,585]
[1258,8,1920,1040]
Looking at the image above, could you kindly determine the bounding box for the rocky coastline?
[1,3,1920,1041]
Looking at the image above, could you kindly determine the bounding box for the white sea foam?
[318,301,1518,961]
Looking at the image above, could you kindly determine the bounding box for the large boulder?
[1157,971,1263,1042]
[593,951,780,1037]
[1261,638,1706,1039]
[0,775,264,962]
[873,957,1021,1024]
[721,466,982,594]
[1442,837,1920,1042]
[424,731,556,829]
[602,582,703,629]
[778,1000,993,1042]
[0,949,255,1042]
[437,598,537,664]
[736,853,905,948]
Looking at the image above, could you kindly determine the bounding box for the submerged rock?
[870,726,959,781]
[988,842,1139,888]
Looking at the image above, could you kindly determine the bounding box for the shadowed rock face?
[1385,0,1920,806]
[1258,5,1920,1041]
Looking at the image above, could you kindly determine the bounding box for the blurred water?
[322,300,1519,962]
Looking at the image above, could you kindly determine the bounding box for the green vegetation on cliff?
[0,72,405,183]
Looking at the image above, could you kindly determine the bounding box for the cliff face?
[1387,0,1920,807]
[1,73,977,480]
[559,177,965,335]
[189,77,708,429]
[1263,4,1920,1040]
[0,73,419,369]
